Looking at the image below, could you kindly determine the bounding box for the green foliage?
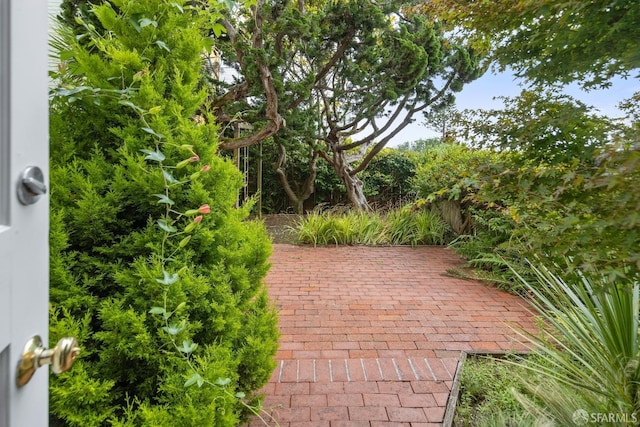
[293,207,449,246]
[412,142,502,235]
[411,143,525,289]
[412,143,497,202]
[456,263,640,427]
[257,145,418,213]
[455,356,535,427]
[249,137,345,213]
[385,208,449,246]
[49,1,278,425]
[428,0,640,88]
[359,148,418,206]
[412,143,554,291]
[510,263,640,425]
[61,0,484,213]
[456,89,614,165]
[214,0,484,209]
[57,0,106,35]
[497,0,640,88]
[413,91,640,292]
[468,94,640,282]
[396,137,441,153]
[422,105,458,141]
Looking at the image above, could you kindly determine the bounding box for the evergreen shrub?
[49,1,278,425]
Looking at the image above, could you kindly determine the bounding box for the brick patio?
[249,244,536,426]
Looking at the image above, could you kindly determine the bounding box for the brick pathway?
[250,245,536,426]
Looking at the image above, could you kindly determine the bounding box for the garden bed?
[443,351,533,427]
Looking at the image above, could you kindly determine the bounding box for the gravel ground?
[260,214,301,244]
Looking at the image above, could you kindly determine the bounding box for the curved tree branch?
[338,94,410,151]
[219,1,285,150]
[274,139,320,213]
[288,28,357,110]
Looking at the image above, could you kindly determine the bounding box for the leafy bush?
[49,1,278,425]
[411,143,528,290]
[412,143,501,235]
[457,90,612,165]
[253,145,418,214]
[413,92,640,292]
[293,207,449,246]
[360,148,418,206]
[450,90,640,284]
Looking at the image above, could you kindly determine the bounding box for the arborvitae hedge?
[49,1,278,425]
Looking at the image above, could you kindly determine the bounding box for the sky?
[390,71,640,146]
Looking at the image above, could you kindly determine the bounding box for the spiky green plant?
[385,208,416,244]
[294,211,334,246]
[333,214,358,244]
[413,209,449,245]
[355,211,386,245]
[511,263,640,425]
[293,208,448,246]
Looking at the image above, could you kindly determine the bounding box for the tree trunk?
[274,140,318,214]
[291,198,304,215]
[331,149,370,211]
[342,173,369,211]
[437,199,472,235]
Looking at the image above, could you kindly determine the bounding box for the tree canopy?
[418,0,640,88]
[214,0,483,209]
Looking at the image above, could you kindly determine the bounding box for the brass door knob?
[17,335,80,387]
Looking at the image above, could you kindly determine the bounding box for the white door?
[0,0,51,425]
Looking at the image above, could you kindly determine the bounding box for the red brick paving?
[249,245,536,426]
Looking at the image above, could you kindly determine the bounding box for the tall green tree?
[212,0,483,209]
[422,105,458,142]
[456,89,614,164]
[49,0,278,425]
[313,4,482,209]
[411,0,640,281]
[417,0,640,88]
